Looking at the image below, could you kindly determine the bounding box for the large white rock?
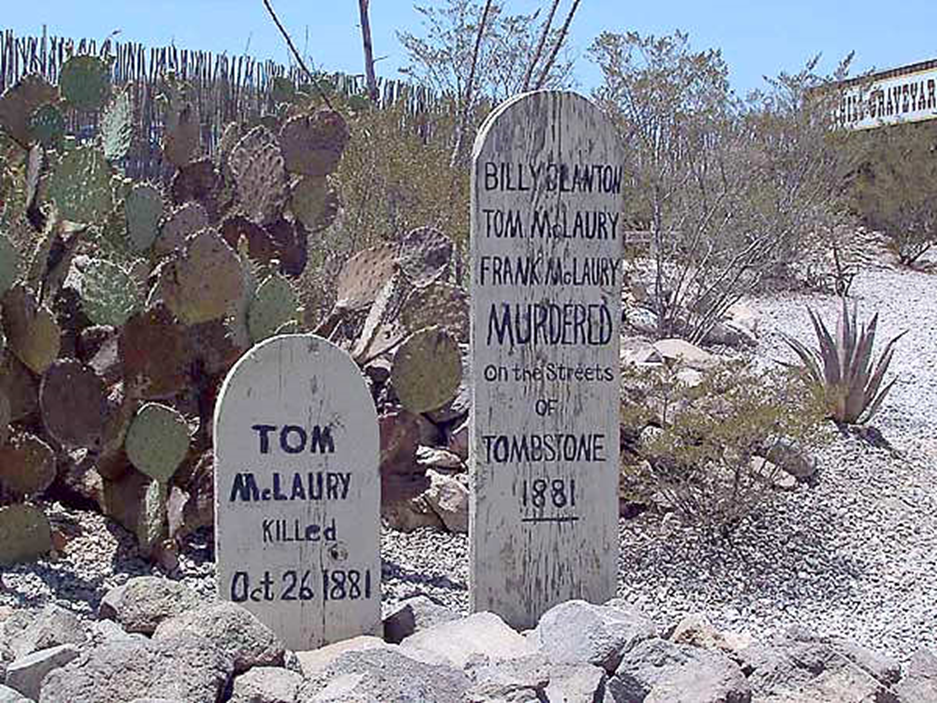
[470,90,624,629]
[401,612,535,669]
[214,334,380,650]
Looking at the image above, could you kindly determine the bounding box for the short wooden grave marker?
[470,91,624,628]
[214,334,380,650]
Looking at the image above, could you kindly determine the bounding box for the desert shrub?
[621,359,826,538]
[591,34,865,340]
[781,298,905,425]
[850,121,937,266]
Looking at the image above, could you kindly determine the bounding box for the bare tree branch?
[262,0,333,109]
[522,0,561,92]
[450,0,494,168]
[534,0,581,90]
[358,0,380,103]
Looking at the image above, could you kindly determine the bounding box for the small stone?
[230,666,303,703]
[107,576,201,634]
[153,601,285,673]
[294,636,391,678]
[543,663,608,703]
[401,612,534,669]
[4,605,87,659]
[5,644,81,700]
[423,470,468,533]
[533,600,658,673]
[383,595,459,644]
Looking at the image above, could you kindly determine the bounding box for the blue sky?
[3,1,935,97]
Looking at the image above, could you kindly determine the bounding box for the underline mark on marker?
[521,516,581,524]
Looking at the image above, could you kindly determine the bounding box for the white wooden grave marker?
[470,91,624,628]
[214,334,380,650]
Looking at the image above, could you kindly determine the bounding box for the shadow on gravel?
[836,423,901,457]
[382,558,467,592]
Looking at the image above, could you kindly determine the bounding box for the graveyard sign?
[470,91,623,629]
[214,334,380,650]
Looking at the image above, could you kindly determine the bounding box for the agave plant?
[781,298,905,424]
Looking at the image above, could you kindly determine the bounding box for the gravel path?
[2,265,934,662]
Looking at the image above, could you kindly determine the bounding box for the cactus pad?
[0,389,9,446]
[45,145,114,224]
[335,243,398,312]
[136,478,167,556]
[156,201,209,257]
[352,276,407,362]
[119,303,192,399]
[265,218,309,277]
[271,76,296,105]
[0,354,39,422]
[0,504,52,566]
[0,430,56,498]
[398,226,453,287]
[290,176,339,233]
[157,229,245,325]
[1,285,61,375]
[27,103,65,150]
[125,183,164,252]
[39,359,109,448]
[170,158,223,222]
[160,80,200,168]
[0,74,57,147]
[78,258,141,327]
[101,86,134,161]
[0,234,19,297]
[59,55,111,111]
[248,274,298,343]
[401,280,469,342]
[189,319,245,375]
[125,402,190,483]
[228,125,289,225]
[278,110,350,176]
[220,215,277,265]
[391,326,462,414]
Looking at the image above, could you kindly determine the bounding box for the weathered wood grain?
[470,91,624,629]
[213,334,380,650]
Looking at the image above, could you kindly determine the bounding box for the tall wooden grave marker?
[470,91,624,628]
[214,334,380,650]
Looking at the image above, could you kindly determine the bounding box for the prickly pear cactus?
[101,86,134,161]
[0,504,52,566]
[170,159,223,222]
[248,274,298,343]
[119,303,192,399]
[125,183,164,252]
[0,354,39,423]
[228,126,289,226]
[155,201,209,257]
[278,110,350,176]
[0,389,9,446]
[27,103,66,150]
[398,226,454,287]
[156,229,244,325]
[59,55,111,111]
[125,402,190,483]
[39,359,109,448]
[44,145,113,224]
[78,258,142,327]
[290,176,339,233]
[159,78,200,168]
[0,430,56,498]
[352,276,407,362]
[0,74,57,147]
[220,215,277,265]
[391,326,462,414]
[0,233,18,297]
[1,285,62,375]
[401,281,469,342]
[136,478,167,557]
[335,243,398,312]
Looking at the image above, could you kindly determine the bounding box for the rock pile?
[1,576,934,702]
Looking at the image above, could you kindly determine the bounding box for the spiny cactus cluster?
[0,55,351,566]
[0,54,470,564]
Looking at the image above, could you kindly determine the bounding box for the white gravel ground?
[1,264,934,662]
